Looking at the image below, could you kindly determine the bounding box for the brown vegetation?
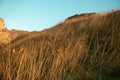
[0,10,120,80]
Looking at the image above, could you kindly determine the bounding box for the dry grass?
[0,10,120,80]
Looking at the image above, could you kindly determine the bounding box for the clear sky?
[0,0,120,31]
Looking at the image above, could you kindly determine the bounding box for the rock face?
[0,18,6,30]
[0,18,9,46]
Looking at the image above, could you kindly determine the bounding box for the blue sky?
[0,0,120,31]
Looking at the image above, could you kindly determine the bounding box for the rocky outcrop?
[0,18,6,30]
[0,18,9,46]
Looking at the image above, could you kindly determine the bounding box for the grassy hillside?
[0,10,120,80]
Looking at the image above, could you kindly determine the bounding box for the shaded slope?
[0,29,28,48]
[0,10,120,80]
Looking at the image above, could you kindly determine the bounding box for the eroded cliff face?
[0,18,10,46]
[0,18,6,30]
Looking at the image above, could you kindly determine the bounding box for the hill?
[0,10,120,80]
[0,18,28,48]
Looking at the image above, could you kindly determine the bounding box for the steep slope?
[0,10,120,80]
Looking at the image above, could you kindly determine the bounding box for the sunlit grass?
[0,10,120,80]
